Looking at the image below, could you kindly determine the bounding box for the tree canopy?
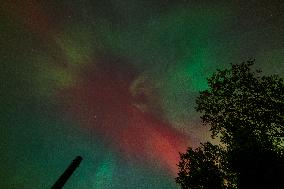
[176,142,237,189]
[176,60,284,189]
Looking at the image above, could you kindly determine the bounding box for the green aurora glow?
[1,1,283,188]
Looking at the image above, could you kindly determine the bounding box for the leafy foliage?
[176,60,284,188]
[196,60,284,148]
[176,142,237,189]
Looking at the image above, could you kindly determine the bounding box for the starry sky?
[0,0,283,188]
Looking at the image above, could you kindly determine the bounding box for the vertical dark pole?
[51,156,83,189]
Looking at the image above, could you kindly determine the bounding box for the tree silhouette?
[176,142,237,189]
[176,60,284,188]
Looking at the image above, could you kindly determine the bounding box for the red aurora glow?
[59,61,190,175]
[4,0,191,175]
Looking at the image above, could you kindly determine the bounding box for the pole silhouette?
[51,156,83,189]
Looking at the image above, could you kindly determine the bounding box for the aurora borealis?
[1,0,283,188]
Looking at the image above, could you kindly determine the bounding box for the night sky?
[1,0,283,188]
